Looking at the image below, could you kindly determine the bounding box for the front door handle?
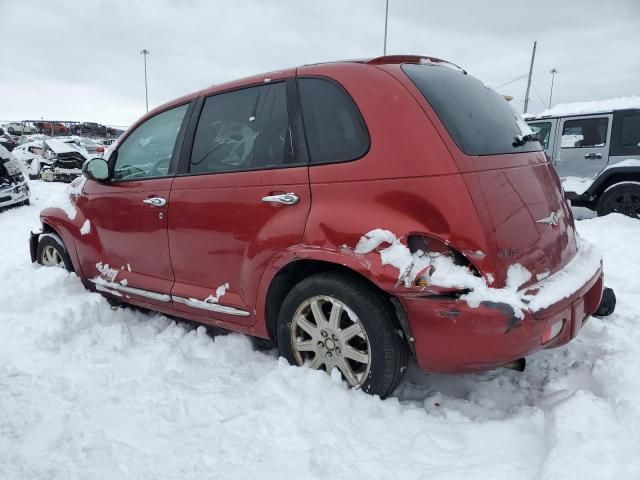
[143,197,167,207]
[584,153,602,160]
[261,193,299,205]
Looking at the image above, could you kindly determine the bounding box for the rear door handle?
[261,193,299,205]
[584,153,602,160]
[143,197,167,207]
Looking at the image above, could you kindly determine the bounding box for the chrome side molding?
[172,295,250,316]
[90,279,171,302]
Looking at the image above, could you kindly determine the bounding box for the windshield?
[402,63,542,156]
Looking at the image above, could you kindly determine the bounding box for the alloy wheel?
[611,191,640,218]
[290,295,371,387]
[41,245,64,267]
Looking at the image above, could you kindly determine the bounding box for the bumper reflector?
[542,319,564,344]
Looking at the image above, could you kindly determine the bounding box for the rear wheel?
[597,183,640,219]
[37,233,74,272]
[277,272,407,398]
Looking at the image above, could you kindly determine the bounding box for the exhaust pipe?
[502,358,526,372]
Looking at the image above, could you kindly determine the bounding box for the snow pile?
[604,158,640,171]
[532,95,640,118]
[42,175,86,220]
[204,283,229,304]
[2,182,640,479]
[355,228,602,319]
[80,219,91,235]
[562,176,595,194]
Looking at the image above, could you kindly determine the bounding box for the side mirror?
[82,158,109,182]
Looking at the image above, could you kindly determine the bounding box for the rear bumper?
[401,263,604,374]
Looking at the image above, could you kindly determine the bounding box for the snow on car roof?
[45,138,84,154]
[528,96,640,119]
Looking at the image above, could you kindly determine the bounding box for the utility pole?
[383,0,389,55]
[140,49,150,112]
[523,40,537,113]
[549,68,558,108]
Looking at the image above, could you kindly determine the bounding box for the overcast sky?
[1,0,638,126]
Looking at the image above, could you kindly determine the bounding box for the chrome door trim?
[90,278,171,302]
[143,197,167,207]
[261,193,299,205]
[172,295,250,317]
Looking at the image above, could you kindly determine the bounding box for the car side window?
[561,118,608,149]
[528,122,551,149]
[112,103,188,181]
[620,114,640,147]
[298,77,369,164]
[189,82,292,174]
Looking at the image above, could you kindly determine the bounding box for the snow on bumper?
[522,236,602,313]
[400,239,604,373]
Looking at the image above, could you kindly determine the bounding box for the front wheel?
[36,233,74,272]
[277,272,407,398]
[597,183,640,219]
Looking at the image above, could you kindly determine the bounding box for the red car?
[31,55,613,397]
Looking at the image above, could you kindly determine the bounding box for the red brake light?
[96,146,105,153]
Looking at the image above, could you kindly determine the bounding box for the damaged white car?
[12,138,90,182]
[0,144,30,209]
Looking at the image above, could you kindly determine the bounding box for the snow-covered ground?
[2,181,640,479]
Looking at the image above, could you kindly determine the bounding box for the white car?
[12,138,90,182]
[0,144,30,209]
[2,122,36,135]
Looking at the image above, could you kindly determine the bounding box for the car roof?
[525,96,640,120]
[143,54,462,122]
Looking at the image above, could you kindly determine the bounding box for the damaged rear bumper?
[400,263,604,374]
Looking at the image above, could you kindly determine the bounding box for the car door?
[75,102,192,307]
[168,77,311,324]
[554,114,612,178]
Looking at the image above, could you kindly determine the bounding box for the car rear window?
[402,64,541,156]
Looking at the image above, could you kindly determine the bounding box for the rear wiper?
[512,133,540,147]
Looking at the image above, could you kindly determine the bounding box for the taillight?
[96,146,105,153]
[407,234,481,289]
[541,319,564,343]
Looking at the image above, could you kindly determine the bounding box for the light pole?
[383,0,389,55]
[549,68,558,108]
[140,49,150,112]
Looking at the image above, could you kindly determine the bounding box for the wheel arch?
[261,257,414,356]
[587,167,640,199]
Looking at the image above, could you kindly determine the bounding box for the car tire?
[596,183,640,219]
[277,272,407,398]
[36,233,74,272]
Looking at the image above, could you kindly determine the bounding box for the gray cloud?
[1,0,638,126]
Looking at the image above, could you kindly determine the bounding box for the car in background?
[34,122,69,135]
[13,138,89,182]
[2,122,36,135]
[0,144,30,209]
[106,126,125,138]
[72,122,107,136]
[58,136,105,156]
[0,128,17,151]
[526,98,640,218]
[32,55,615,397]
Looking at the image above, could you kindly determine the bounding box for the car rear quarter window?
[189,82,294,174]
[297,78,369,164]
[620,114,640,147]
[402,63,541,156]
